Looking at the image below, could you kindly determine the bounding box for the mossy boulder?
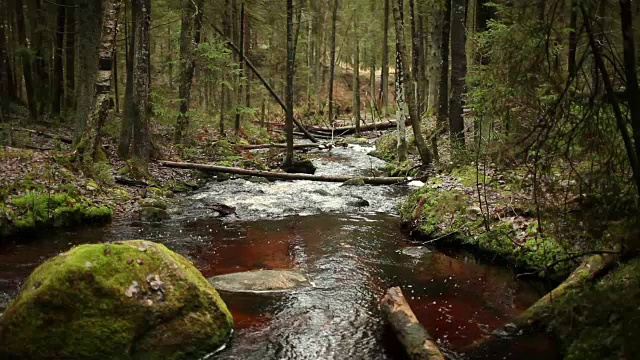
[139,206,170,223]
[0,240,234,359]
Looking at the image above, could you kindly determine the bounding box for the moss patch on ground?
[0,240,233,359]
[400,173,575,278]
[546,258,640,359]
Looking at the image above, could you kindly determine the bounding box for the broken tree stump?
[380,287,445,360]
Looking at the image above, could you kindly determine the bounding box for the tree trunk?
[437,0,451,130]
[353,11,361,135]
[428,9,443,115]
[328,0,338,124]
[393,0,431,168]
[284,0,295,166]
[52,2,65,117]
[0,0,13,121]
[159,161,407,185]
[77,0,122,162]
[75,0,102,138]
[174,0,205,144]
[567,0,578,77]
[619,0,640,196]
[64,0,76,114]
[449,0,467,148]
[381,0,390,116]
[380,287,446,360]
[131,0,151,166]
[409,0,422,113]
[235,2,245,134]
[14,0,38,120]
[118,0,135,159]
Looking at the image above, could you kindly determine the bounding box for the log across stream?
[0,144,562,359]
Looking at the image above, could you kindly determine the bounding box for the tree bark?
[568,0,578,77]
[52,1,66,117]
[159,161,407,185]
[74,0,102,138]
[449,0,467,148]
[409,0,422,113]
[77,0,122,162]
[428,8,443,114]
[285,0,295,166]
[0,1,13,121]
[14,0,38,120]
[380,287,446,360]
[353,10,361,135]
[64,0,76,114]
[131,0,151,166]
[118,0,134,159]
[393,0,432,167]
[381,0,390,116]
[174,0,205,144]
[328,0,338,125]
[437,0,451,130]
[235,2,245,134]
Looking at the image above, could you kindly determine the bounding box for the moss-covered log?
[380,287,445,360]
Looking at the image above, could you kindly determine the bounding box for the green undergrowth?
[547,258,640,359]
[0,190,112,238]
[400,177,574,278]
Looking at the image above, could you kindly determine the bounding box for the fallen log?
[380,287,445,360]
[208,23,318,143]
[159,160,405,185]
[10,127,73,144]
[308,120,398,135]
[462,253,619,355]
[238,143,330,150]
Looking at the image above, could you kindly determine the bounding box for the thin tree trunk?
[449,0,467,148]
[235,2,245,134]
[620,0,640,197]
[353,10,361,135]
[285,0,295,166]
[568,0,578,77]
[428,8,443,114]
[52,1,65,116]
[118,0,134,159]
[381,0,390,116]
[77,0,122,162]
[64,0,76,114]
[393,0,431,167]
[131,0,151,166]
[409,0,422,113]
[175,0,205,144]
[328,0,338,124]
[0,0,13,121]
[14,0,37,120]
[437,0,451,130]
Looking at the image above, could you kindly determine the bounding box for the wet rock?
[139,206,170,223]
[313,189,331,196]
[398,246,431,258]
[208,269,310,293]
[282,159,317,175]
[139,198,168,210]
[0,241,233,359]
[466,206,483,221]
[347,196,370,207]
[342,178,366,186]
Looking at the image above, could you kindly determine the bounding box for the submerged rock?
[139,206,170,222]
[208,269,310,293]
[398,246,431,258]
[342,178,366,186]
[0,240,233,359]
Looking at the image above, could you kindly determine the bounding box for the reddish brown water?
[0,213,561,359]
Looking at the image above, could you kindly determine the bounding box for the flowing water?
[0,144,561,359]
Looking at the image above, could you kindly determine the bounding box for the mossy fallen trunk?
[380,287,445,360]
[0,240,233,359]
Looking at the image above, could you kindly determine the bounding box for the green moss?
[3,191,113,237]
[450,164,492,188]
[383,160,419,177]
[401,183,571,277]
[0,240,234,359]
[547,259,640,359]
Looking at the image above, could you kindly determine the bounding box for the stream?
[0,143,561,359]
